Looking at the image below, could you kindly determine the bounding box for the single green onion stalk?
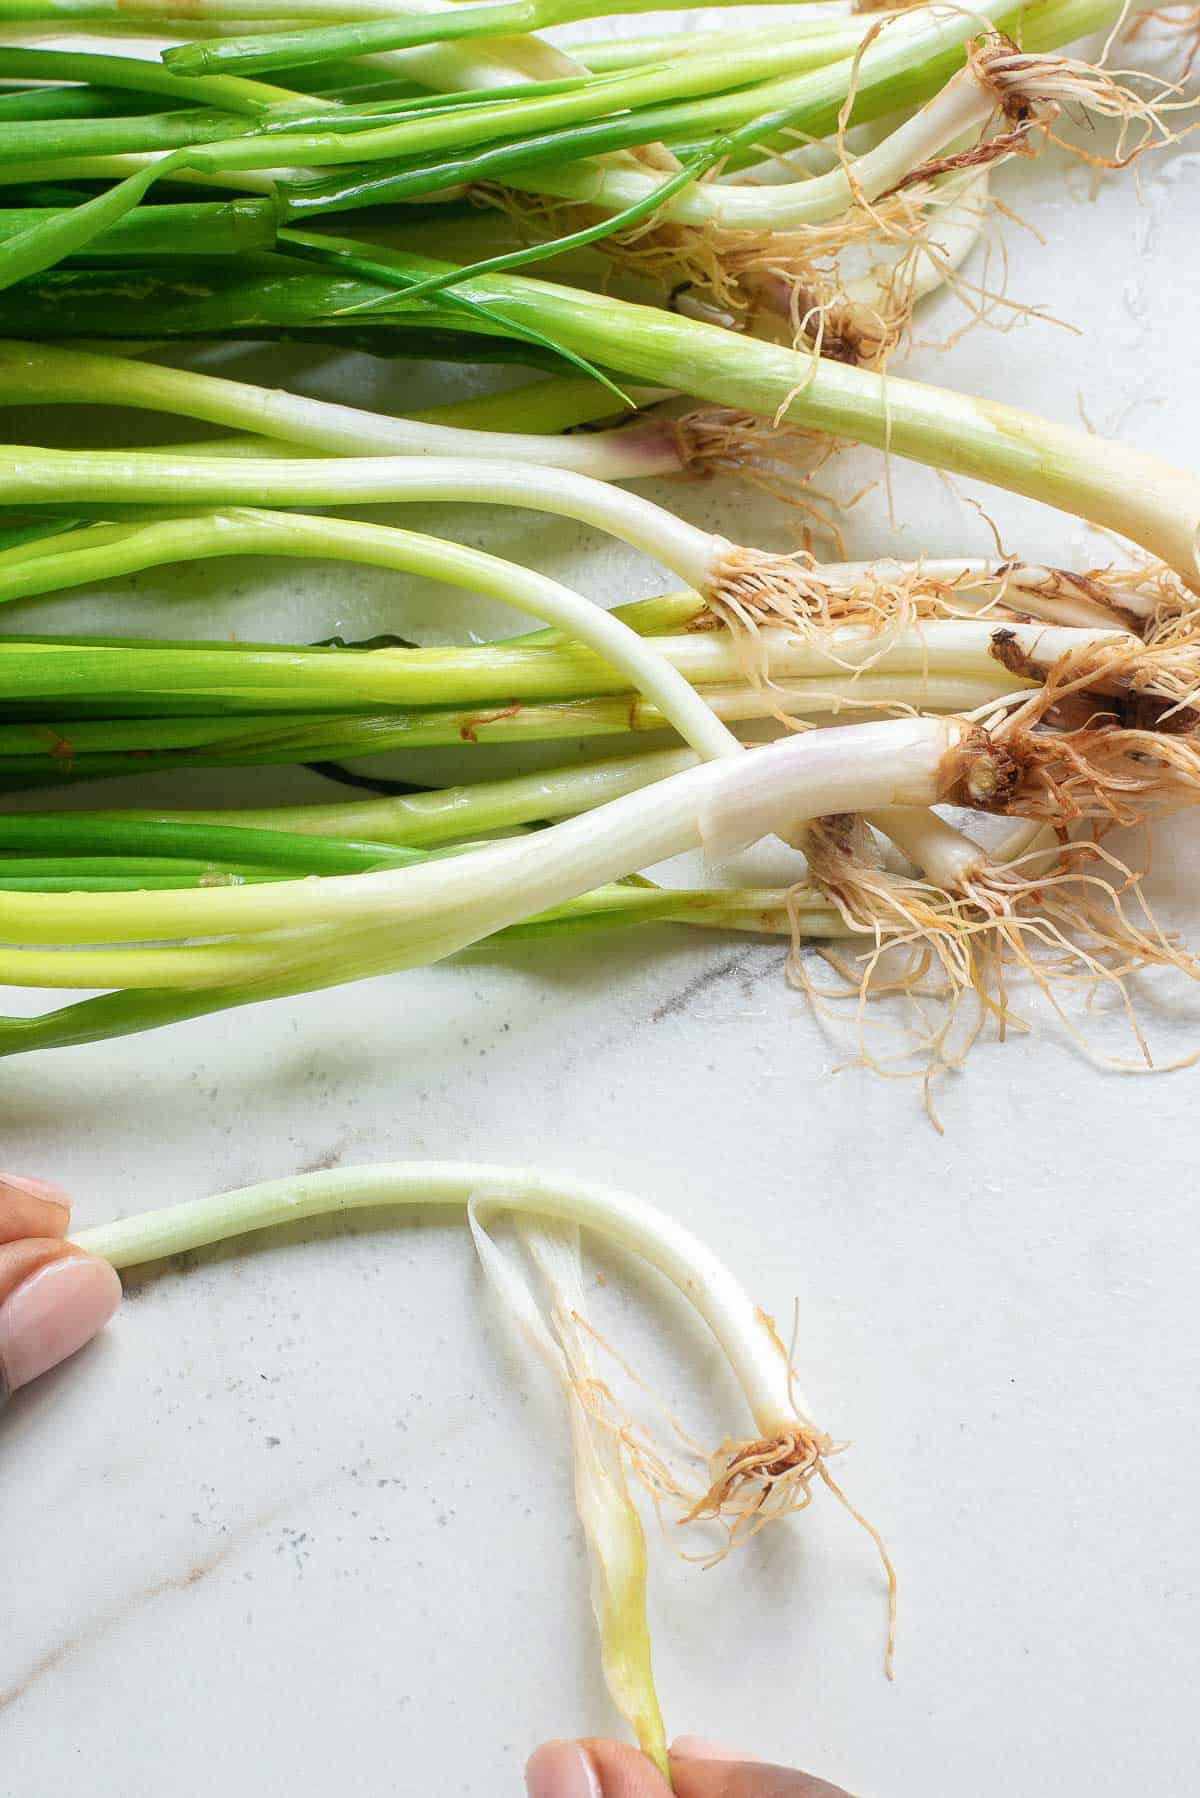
[71,1157,830,1516]
[0,199,279,258]
[0,340,685,477]
[70,1158,880,1764]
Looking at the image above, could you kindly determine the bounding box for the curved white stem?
[0,341,681,479]
[507,63,995,228]
[72,1160,806,1432]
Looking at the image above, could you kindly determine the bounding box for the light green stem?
[0,616,1043,708]
[0,341,678,474]
[78,747,703,843]
[71,1157,809,1440]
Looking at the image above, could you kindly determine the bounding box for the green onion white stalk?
[0,340,686,477]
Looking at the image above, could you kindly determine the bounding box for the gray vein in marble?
[1,1529,245,1716]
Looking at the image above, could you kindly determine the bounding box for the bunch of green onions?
[5,594,1200,1062]
[0,336,1197,1072]
[0,0,1169,357]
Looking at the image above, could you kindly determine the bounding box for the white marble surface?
[3,19,1200,1795]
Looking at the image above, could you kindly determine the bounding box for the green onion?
[0,45,306,112]
[0,503,744,758]
[0,717,976,954]
[69,1156,876,1758]
[0,198,276,258]
[0,717,973,1039]
[0,106,252,167]
[1,420,1194,608]
[499,44,1049,232]
[0,341,678,473]
[0,809,440,871]
[2,745,699,842]
[0,669,1009,789]
[0,83,175,122]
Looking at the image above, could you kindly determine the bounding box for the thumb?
[526,1740,672,1798]
[0,1174,121,1406]
[525,1739,856,1798]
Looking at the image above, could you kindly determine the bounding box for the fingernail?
[525,1741,603,1798]
[0,1257,121,1395]
[671,1738,761,1764]
[0,1172,70,1215]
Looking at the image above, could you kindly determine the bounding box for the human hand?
[0,1174,121,1405]
[526,1737,856,1798]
